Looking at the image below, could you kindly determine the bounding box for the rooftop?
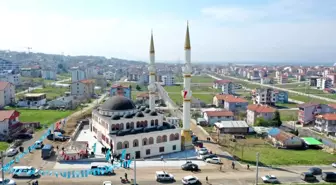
[316,113,336,120]
[0,110,17,121]
[24,93,46,97]
[214,121,248,128]
[0,81,10,90]
[205,110,234,117]
[247,104,276,113]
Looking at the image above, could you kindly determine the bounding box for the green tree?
[271,111,282,127]
[135,84,141,91]
[255,117,270,127]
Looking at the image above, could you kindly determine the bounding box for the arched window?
[123,141,129,149]
[174,133,179,140]
[117,142,122,149]
[119,123,124,130]
[130,122,134,129]
[142,138,148,146]
[169,134,174,141]
[133,139,139,147]
[156,136,162,143]
[162,135,167,142]
[149,137,154,144]
[126,122,130,129]
[136,121,140,128]
[144,120,148,127]
[151,120,154,126]
[115,124,119,130]
[155,119,159,126]
[112,125,116,131]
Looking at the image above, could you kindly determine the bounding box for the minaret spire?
[184,21,191,50]
[148,30,156,111]
[150,29,155,54]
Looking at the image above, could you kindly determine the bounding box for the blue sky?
[0,0,336,63]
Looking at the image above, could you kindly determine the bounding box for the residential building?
[41,70,57,80]
[71,67,88,82]
[278,75,288,84]
[275,91,289,103]
[251,88,276,105]
[0,110,21,137]
[161,75,175,86]
[70,80,95,98]
[103,71,115,80]
[213,94,248,112]
[327,73,336,86]
[0,81,15,108]
[165,117,180,128]
[0,71,20,85]
[246,104,276,125]
[0,58,19,73]
[135,92,159,104]
[315,114,336,135]
[316,77,332,89]
[214,121,249,135]
[308,76,318,87]
[268,128,303,149]
[213,80,234,94]
[91,96,182,158]
[203,110,234,125]
[48,95,74,109]
[20,66,42,77]
[296,74,305,82]
[110,84,132,99]
[260,77,273,84]
[17,93,47,107]
[297,103,331,124]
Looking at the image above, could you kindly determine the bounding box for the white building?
[165,117,180,128]
[0,58,19,73]
[91,96,182,159]
[71,68,87,82]
[41,70,57,80]
[252,88,276,105]
[0,81,15,108]
[161,75,175,86]
[213,80,234,94]
[0,71,20,85]
[103,71,115,80]
[70,80,95,98]
[17,93,47,107]
[317,77,332,89]
[246,104,276,125]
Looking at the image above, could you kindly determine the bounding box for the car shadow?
[158,179,176,184]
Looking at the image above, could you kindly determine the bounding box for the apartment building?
[41,70,57,80]
[315,114,336,135]
[0,71,20,86]
[298,103,333,125]
[251,88,276,105]
[162,75,175,86]
[246,104,276,125]
[0,58,19,73]
[0,82,15,108]
[316,77,332,89]
[203,110,234,125]
[70,80,95,98]
[213,80,234,94]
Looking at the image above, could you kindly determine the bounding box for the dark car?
[308,167,322,175]
[181,162,199,171]
[47,134,69,141]
[300,172,317,182]
[54,129,65,134]
[202,154,217,161]
[15,133,32,140]
[322,172,336,182]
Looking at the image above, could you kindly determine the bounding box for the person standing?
[206,176,208,183]
[124,172,128,180]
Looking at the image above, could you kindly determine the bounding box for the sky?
[0,0,336,63]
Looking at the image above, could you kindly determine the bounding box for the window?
[133,139,139,147]
[117,142,122,149]
[126,123,130,129]
[159,147,164,153]
[155,119,159,126]
[162,135,167,142]
[146,149,150,155]
[172,145,176,150]
[169,134,174,141]
[149,137,154,144]
[156,136,162,143]
[151,120,154,126]
[123,141,129,149]
[142,138,147,146]
[174,133,179,140]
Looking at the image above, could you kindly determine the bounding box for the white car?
[0,178,16,185]
[261,175,279,183]
[6,148,18,157]
[34,141,44,149]
[198,148,208,155]
[182,175,198,185]
[332,163,336,168]
[205,157,221,164]
[102,181,112,185]
[155,171,174,182]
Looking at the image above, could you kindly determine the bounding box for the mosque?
[90,23,193,159]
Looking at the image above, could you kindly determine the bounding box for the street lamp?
[255,152,260,185]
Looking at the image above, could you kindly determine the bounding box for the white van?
[12,166,40,178]
[90,162,114,175]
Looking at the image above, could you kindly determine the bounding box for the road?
[9,164,336,185]
[208,74,336,103]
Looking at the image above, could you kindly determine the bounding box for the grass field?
[273,83,307,88]
[221,138,336,165]
[31,86,69,100]
[276,102,298,108]
[7,108,73,126]
[174,75,215,83]
[279,110,298,121]
[118,82,148,91]
[0,142,9,151]
[164,85,218,93]
[193,94,215,104]
[288,93,329,104]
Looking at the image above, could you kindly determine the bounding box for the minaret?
[181,22,193,149]
[148,30,157,111]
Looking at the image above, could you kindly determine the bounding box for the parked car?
[198,148,208,155]
[182,175,198,185]
[15,134,32,140]
[0,178,16,185]
[12,166,39,178]
[155,171,174,182]
[201,154,217,161]
[34,141,44,149]
[47,133,70,141]
[54,129,65,134]
[308,167,322,175]
[181,162,199,171]
[322,172,336,182]
[205,157,221,164]
[332,162,336,168]
[261,175,279,183]
[6,148,18,157]
[300,172,317,182]
[102,181,112,185]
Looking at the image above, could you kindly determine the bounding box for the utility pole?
[133,155,137,185]
[256,152,260,185]
[1,151,4,185]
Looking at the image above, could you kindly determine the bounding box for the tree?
[271,111,282,127]
[135,85,141,91]
[255,117,270,127]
